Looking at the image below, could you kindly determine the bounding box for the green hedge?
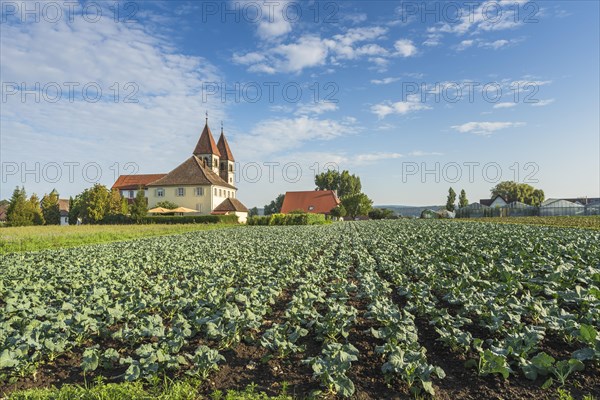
[247,213,327,226]
[100,214,238,225]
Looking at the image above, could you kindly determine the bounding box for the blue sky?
[1,0,599,207]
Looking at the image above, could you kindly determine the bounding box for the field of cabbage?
[1,220,599,399]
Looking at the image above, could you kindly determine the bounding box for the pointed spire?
[217,126,235,161]
[193,118,221,156]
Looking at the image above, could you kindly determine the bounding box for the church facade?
[112,118,248,221]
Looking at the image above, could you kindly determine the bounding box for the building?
[211,198,249,223]
[112,174,167,203]
[58,199,70,225]
[112,117,248,221]
[280,190,340,215]
[479,195,508,207]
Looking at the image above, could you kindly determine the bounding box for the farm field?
[0,223,235,254]
[456,216,600,230]
[1,220,599,399]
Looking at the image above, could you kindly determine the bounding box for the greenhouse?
[540,199,585,216]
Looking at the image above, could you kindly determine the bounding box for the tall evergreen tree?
[68,196,78,225]
[129,187,147,223]
[7,187,33,227]
[446,187,456,212]
[458,189,469,209]
[29,194,45,225]
[41,189,61,225]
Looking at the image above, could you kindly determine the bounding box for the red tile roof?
[280,190,340,214]
[112,174,166,190]
[147,156,236,189]
[194,122,221,156]
[217,131,235,161]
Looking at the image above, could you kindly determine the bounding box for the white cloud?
[254,0,293,40]
[531,99,555,107]
[371,95,431,118]
[233,27,390,74]
[456,40,475,51]
[233,117,360,158]
[295,102,338,116]
[493,102,517,109]
[394,39,418,57]
[451,121,525,136]
[423,34,442,47]
[0,5,225,198]
[371,77,400,85]
[429,1,526,36]
[408,151,444,157]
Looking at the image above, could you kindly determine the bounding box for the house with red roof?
[280,190,341,215]
[112,117,248,221]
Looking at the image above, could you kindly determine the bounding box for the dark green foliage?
[100,214,238,225]
[458,189,469,209]
[249,207,259,217]
[368,208,396,220]
[129,187,147,223]
[491,181,545,206]
[341,193,373,218]
[247,213,326,226]
[41,190,61,225]
[314,170,361,198]
[264,194,285,215]
[7,187,33,227]
[446,187,456,212]
[330,204,347,218]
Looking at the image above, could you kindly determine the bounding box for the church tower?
[193,115,221,175]
[217,124,235,185]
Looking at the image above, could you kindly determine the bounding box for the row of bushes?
[100,214,239,225]
[247,213,327,226]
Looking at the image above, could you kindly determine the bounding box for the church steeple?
[193,115,221,173]
[217,123,235,185]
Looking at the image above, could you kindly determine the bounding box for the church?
[112,117,249,222]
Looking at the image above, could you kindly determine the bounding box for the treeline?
[5,184,147,227]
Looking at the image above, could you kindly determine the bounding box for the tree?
[314,170,361,198]
[458,189,469,209]
[85,184,110,223]
[446,187,456,212]
[155,200,179,210]
[7,187,33,227]
[490,181,545,206]
[342,193,373,219]
[330,204,347,219]
[368,208,396,220]
[129,187,147,223]
[248,207,259,217]
[108,189,127,215]
[28,194,45,225]
[264,194,285,215]
[41,189,61,225]
[68,196,78,225]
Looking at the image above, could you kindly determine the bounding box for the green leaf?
[81,348,99,372]
[0,350,19,369]
[541,377,554,389]
[124,364,140,381]
[579,325,598,345]
[421,380,435,395]
[572,348,595,361]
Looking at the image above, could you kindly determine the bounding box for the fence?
[455,204,600,218]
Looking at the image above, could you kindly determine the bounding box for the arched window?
[220,162,225,170]
[228,164,233,172]
[214,188,217,196]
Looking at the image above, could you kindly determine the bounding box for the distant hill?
[376,205,445,217]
